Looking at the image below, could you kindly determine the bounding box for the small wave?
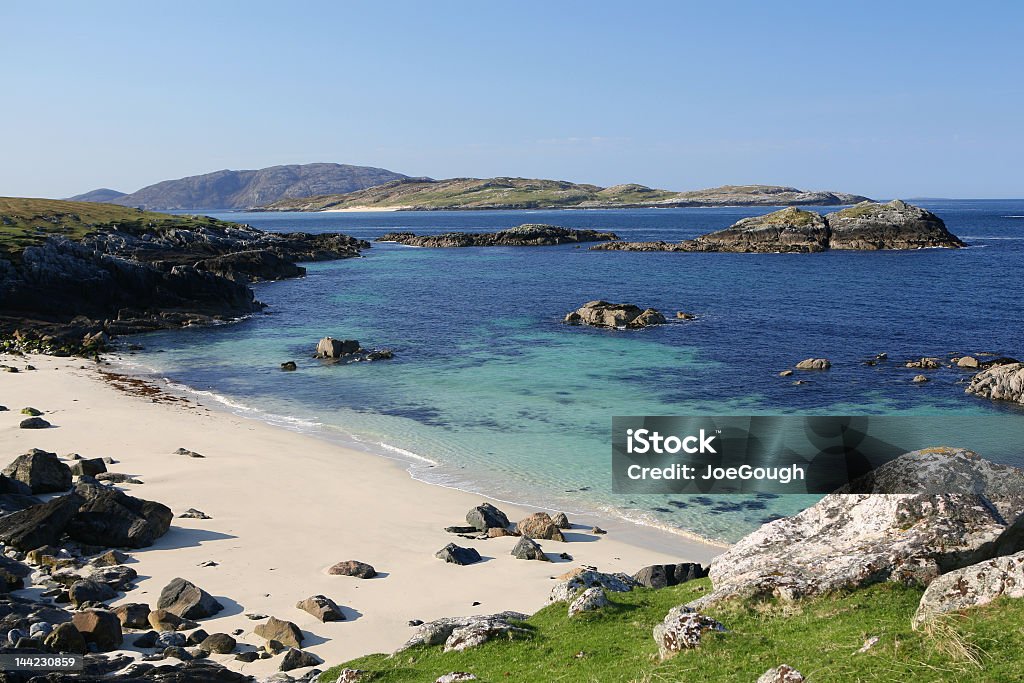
[961,235,1024,240]
[348,434,438,466]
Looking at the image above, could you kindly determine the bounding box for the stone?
[296,594,345,622]
[70,458,107,478]
[779,369,793,377]
[86,563,138,590]
[43,622,87,655]
[912,374,929,383]
[591,526,607,535]
[2,449,72,493]
[316,337,361,359]
[281,361,298,371]
[163,645,192,661]
[71,608,123,651]
[794,358,830,370]
[510,536,548,561]
[0,555,30,591]
[633,563,708,589]
[957,355,980,368]
[435,543,482,565]
[676,312,696,320]
[688,447,1024,609]
[399,612,530,653]
[66,482,172,548]
[966,362,1024,405]
[653,606,725,658]
[69,579,117,606]
[280,648,323,671]
[175,448,205,458]
[905,357,941,369]
[516,512,566,541]
[0,493,83,550]
[550,569,638,603]
[563,301,666,329]
[186,629,210,646]
[133,630,159,648]
[235,651,259,663]
[200,632,237,654]
[487,527,513,538]
[328,560,377,578]
[19,417,51,429]
[436,674,478,683]
[757,664,807,683]
[179,508,211,519]
[148,609,196,631]
[254,616,304,648]
[157,577,223,619]
[21,407,43,416]
[465,502,510,531]
[552,512,570,529]
[334,669,368,682]
[95,472,143,484]
[913,550,1024,627]
[568,587,609,617]
[114,603,151,629]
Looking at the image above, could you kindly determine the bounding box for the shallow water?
[118,201,1024,542]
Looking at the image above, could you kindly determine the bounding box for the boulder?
[327,560,377,578]
[296,594,345,622]
[487,527,514,538]
[200,632,237,654]
[280,648,323,671]
[687,447,1024,609]
[315,337,361,359]
[465,502,510,531]
[280,361,298,371]
[550,569,638,603]
[69,579,117,606]
[435,543,482,565]
[148,609,196,631]
[0,493,83,551]
[957,356,980,369]
[71,609,123,651]
[516,512,565,541]
[43,622,87,655]
[510,536,548,561]
[906,357,941,369]
[254,616,304,648]
[757,665,806,683]
[965,362,1024,405]
[913,550,1024,627]
[633,563,708,589]
[69,458,107,478]
[19,417,51,429]
[551,512,570,529]
[91,549,130,567]
[436,674,478,683]
[653,606,725,658]
[156,578,223,619]
[66,482,172,548]
[86,564,138,590]
[568,586,609,617]
[2,449,72,493]
[114,603,151,629]
[563,301,666,329]
[912,374,929,383]
[825,200,965,250]
[0,555,30,591]
[794,358,830,370]
[399,612,530,653]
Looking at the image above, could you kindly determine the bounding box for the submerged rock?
[965,362,1024,405]
[563,301,666,329]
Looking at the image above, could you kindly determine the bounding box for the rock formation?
[563,301,667,329]
[378,224,618,247]
[965,362,1024,405]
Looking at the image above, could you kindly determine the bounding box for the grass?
[754,207,820,227]
[320,580,1024,682]
[834,202,881,218]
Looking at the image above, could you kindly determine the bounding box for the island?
[377,224,618,247]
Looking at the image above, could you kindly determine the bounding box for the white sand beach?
[0,354,723,677]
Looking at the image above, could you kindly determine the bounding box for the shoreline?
[0,353,723,676]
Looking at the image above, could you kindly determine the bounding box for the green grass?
[754,207,820,227]
[321,580,1024,682]
[833,202,881,218]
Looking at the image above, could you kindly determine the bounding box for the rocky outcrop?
[591,201,964,253]
[377,225,618,247]
[315,337,394,363]
[795,358,831,370]
[653,606,725,658]
[965,362,1024,405]
[550,569,638,603]
[0,493,83,550]
[563,301,666,330]
[688,448,1024,609]
[399,612,530,653]
[913,550,1024,627]
[2,449,72,493]
[466,503,509,531]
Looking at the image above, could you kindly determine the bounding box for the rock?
[568,587,609,617]
[235,651,259,663]
[43,622,87,654]
[2,449,72,493]
[327,560,377,578]
[778,369,793,377]
[435,543,482,565]
[158,632,187,648]
[912,374,930,383]
[296,595,345,622]
[446,525,481,534]
[147,609,196,631]
[379,225,618,248]
[91,549,130,567]
[436,674,478,683]
[157,578,223,619]
[71,608,123,651]
[133,631,159,648]
[200,632,237,654]
[0,493,83,550]
[965,362,1024,405]
[516,512,566,541]
[550,569,638,603]
[399,612,530,653]
[186,629,210,646]
[280,648,322,671]
[179,508,211,519]
[563,301,666,329]
[66,482,172,548]
[552,512,570,529]
[175,448,205,458]
[794,358,830,370]
[510,536,548,561]
[633,563,708,589]
[653,606,725,658]
[687,447,1024,609]
[85,563,138,590]
[280,361,298,371]
[858,636,880,653]
[906,357,941,369]
[69,579,117,606]
[95,472,143,484]
[21,407,43,416]
[913,550,1024,627]
[19,417,51,429]
[114,603,151,629]
[757,664,806,683]
[163,645,192,661]
[591,526,607,535]
[315,337,361,359]
[334,669,369,682]
[958,355,981,368]
[825,200,965,250]
[254,616,304,648]
[70,458,107,478]
[676,311,696,320]
[465,502,510,531]
[487,527,513,538]
[695,207,831,253]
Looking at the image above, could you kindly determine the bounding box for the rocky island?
[592,200,965,253]
[377,224,618,247]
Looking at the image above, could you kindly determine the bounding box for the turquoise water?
[117,202,1024,542]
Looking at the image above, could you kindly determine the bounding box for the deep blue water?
[118,201,1024,542]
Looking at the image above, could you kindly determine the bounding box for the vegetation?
[321,579,1024,682]
[754,207,821,227]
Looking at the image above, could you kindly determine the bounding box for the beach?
[0,353,723,676]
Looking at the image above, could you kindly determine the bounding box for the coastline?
[0,353,723,676]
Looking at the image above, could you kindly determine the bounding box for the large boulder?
[71,609,123,651]
[825,200,965,250]
[633,563,708,589]
[280,647,323,671]
[965,362,1024,405]
[653,606,725,659]
[0,555,31,591]
[399,612,530,653]
[200,632,237,654]
[550,569,638,603]
[315,337,361,359]
[157,578,223,619]
[510,536,548,561]
[465,503,509,531]
[43,622,87,655]
[516,512,566,541]
[2,449,72,493]
[435,543,482,566]
[688,448,1024,609]
[794,358,831,370]
[913,550,1024,627]
[563,301,665,329]
[0,493,83,551]
[65,482,172,548]
[254,616,303,648]
[69,578,117,606]
[113,603,151,629]
[296,594,345,622]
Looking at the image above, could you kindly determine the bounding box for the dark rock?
[280,648,322,671]
[633,563,708,589]
[2,449,72,493]
[66,482,172,548]
[43,622,87,654]
[200,632,236,654]
[69,579,117,606]
[378,225,618,248]
[254,616,303,648]
[0,556,30,591]
[510,536,548,561]
[296,595,344,622]
[163,645,192,661]
[445,526,481,535]
[113,603,150,629]
[70,458,107,478]
[156,578,223,619]
[91,549,130,567]
[327,560,376,578]
[0,474,32,496]
[174,448,205,458]
[18,417,51,429]
[148,609,196,631]
[71,609,122,651]
[315,337,361,359]
[94,472,143,484]
[0,493,83,550]
[133,630,159,648]
[280,361,298,371]
[435,543,482,566]
[178,508,211,519]
[186,629,210,646]
[235,651,259,663]
[465,503,509,531]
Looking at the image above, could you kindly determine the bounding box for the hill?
[72,163,408,211]
[260,177,869,211]
[65,188,127,203]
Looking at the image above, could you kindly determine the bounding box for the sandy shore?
[322,206,407,212]
[0,353,723,677]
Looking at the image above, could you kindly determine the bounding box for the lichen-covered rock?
[757,664,806,683]
[465,502,510,531]
[399,612,529,652]
[568,587,609,617]
[510,536,548,561]
[913,550,1024,627]
[966,362,1024,405]
[653,606,725,658]
[516,512,566,542]
[550,569,638,603]
[156,577,223,619]
[695,207,830,253]
[688,447,1024,609]
[2,449,72,493]
[563,301,666,329]
[825,200,964,250]
[795,358,831,370]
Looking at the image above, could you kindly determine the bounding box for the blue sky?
[2,1,1022,198]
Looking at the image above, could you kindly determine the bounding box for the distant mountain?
[66,188,127,203]
[261,178,870,211]
[73,163,408,211]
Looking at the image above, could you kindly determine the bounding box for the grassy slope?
[0,196,226,262]
[321,579,1024,682]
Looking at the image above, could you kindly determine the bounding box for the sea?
[112,200,1024,543]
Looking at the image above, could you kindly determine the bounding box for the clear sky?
[2,1,1022,199]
